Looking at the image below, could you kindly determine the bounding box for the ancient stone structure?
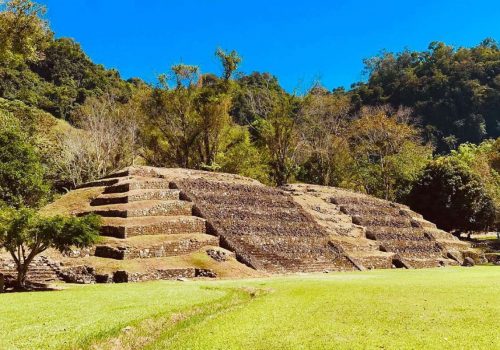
[283,184,474,269]
[0,166,478,284]
[0,256,61,285]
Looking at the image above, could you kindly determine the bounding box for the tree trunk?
[16,264,28,289]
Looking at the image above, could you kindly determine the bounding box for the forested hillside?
[353,40,500,152]
[0,0,498,233]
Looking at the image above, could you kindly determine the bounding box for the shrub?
[407,158,496,234]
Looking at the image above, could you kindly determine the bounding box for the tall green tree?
[297,86,353,187]
[254,91,301,185]
[407,158,496,234]
[446,139,500,229]
[0,111,48,208]
[145,64,202,168]
[0,0,50,65]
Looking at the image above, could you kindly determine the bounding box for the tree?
[0,207,100,288]
[0,111,48,208]
[254,91,301,185]
[215,48,242,82]
[297,86,353,186]
[195,85,233,167]
[0,0,51,65]
[56,94,140,186]
[142,58,266,177]
[196,50,242,168]
[407,158,496,234]
[214,125,271,184]
[145,65,202,168]
[354,40,500,151]
[348,106,432,201]
[231,72,283,126]
[447,139,500,229]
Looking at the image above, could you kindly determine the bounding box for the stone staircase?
[169,177,358,273]
[282,184,475,270]
[330,189,469,268]
[70,169,218,280]
[283,184,395,270]
[0,256,61,284]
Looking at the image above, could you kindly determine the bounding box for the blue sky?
[39,0,500,91]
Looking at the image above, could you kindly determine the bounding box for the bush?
[407,158,496,233]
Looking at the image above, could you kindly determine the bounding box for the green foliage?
[214,125,271,184]
[0,1,134,120]
[354,39,500,151]
[253,91,301,185]
[0,0,51,65]
[447,139,500,227]
[0,111,48,208]
[143,57,270,182]
[31,38,134,119]
[0,206,100,287]
[231,72,284,126]
[215,48,242,81]
[347,107,433,201]
[407,158,496,233]
[144,74,203,168]
[296,88,354,187]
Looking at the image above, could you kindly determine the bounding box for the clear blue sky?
[39,0,500,91]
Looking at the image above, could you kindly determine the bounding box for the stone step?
[380,240,442,256]
[331,195,395,209]
[100,216,206,238]
[77,177,124,189]
[399,208,423,219]
[84,200,193,218]
[424,228,455,240]
[104,180,171,194]
[339,204,402,217]
[91,189,181,206]
[102,167,158,179]
[94,234,219,260]
[365,227,427,241]
[411,218,437,229]
[403,257,459,268]
[109,267,200,283]
[352,215,412,228]
[436,239,470,252]
[348,252,394,270]
[0,269,59,281]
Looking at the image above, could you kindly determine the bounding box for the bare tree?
[56,94,139,186]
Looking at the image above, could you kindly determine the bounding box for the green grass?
[1,267,499,350]
[0,283,227,349]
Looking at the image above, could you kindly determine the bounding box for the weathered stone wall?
[171,178,357,273]
[0,256,62,283]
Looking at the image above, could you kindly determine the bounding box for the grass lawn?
[1,267,499,350]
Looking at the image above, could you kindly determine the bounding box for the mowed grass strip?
[0,282,228,350]
[0,267,499,350]
[151,267,500,350]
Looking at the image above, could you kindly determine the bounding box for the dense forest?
[0,0,498,233]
